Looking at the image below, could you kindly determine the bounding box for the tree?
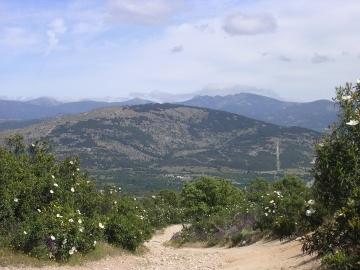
[303,80,360,269]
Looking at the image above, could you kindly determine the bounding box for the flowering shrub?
[175,176,315,245]
[141,190,183,229]
[247,176,319,239]
[0,136,154,261]
[302,80,360,269]
[105,196,152,251]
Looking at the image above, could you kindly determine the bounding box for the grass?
[66,242,125,266]
[0,248,55,268]
[0,242,142,267]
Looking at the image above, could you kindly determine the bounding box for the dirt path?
[1,225,320,270]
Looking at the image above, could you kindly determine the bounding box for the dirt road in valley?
[1,225,320,270]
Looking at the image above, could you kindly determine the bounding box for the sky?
[0,0,360,102]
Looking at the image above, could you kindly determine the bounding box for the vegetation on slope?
[0,104,319,190]
[181,92,337,132]
[1,81,359,269]
[0,136,153,261]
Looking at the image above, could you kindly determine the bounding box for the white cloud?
[223,13,277,36]
[106,0,180,25]
[46,18,67,54]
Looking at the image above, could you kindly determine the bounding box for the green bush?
[141,190,183,229]
[322,251,360,270]
[0,136,155,261]
[247,176,315,239]
[302,81,360,269]
[176,176,314,245]
[105,196,152,251]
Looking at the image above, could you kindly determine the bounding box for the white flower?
[69,246,77,255]
[68,218,74,223]
[79,227,84,232]
[270,200,274,204]
[151,195,156,199]
[305,208,316,217]
[99,222,105,229]
[86,181,90,184]
[31,143,35,147]
[14,198,19,203]
[56,214,63,218]
[77,209,81,215]
[69,160,74,165]
[76,168,80,171]
[51,175,55,179]
[342,95,352,101]
[307,199,315,205]
[71,187,75,193]
[62,239,67,245]
[53,183,58,187]
[346,120,359,126]
[133,197,137,201]
[37,208,42,213]
[93,240,97,247]
[78,219,82,224]
[265,213,268,217]
[23,231,27,235]
[113,201,117,205]
[50,189,54,194]
[50,235,56,241]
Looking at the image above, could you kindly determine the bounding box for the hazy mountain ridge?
[180,93,338,131]
[0,103,320,184]
[0,98,152,121]
[0,93,338,133]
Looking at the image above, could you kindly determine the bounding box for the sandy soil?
[0,225,320,270]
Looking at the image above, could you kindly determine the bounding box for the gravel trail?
[0,225,320,270]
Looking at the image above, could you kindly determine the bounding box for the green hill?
[0,104,320,192]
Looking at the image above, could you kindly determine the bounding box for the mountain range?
[0,97,151,121]
[0,93,338,132]
[181,93,338,131]
[0,103,320,191]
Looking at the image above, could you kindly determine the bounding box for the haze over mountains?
[0,93,337,132]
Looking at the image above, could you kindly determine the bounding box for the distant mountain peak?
[25,97,62,107]
[181,93,337,132]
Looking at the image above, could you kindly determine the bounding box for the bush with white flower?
[303,80,360,269]
[0,136,156,261]
[141,189,183,229]
[248,176,318,239]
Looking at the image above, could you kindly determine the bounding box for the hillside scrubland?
[0,81,359,269]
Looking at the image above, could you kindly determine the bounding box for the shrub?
[249,176,315,239]
[141,190,183,229]
[0,136,154,261]
[303,80,360,269]
[105,196,152,251]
